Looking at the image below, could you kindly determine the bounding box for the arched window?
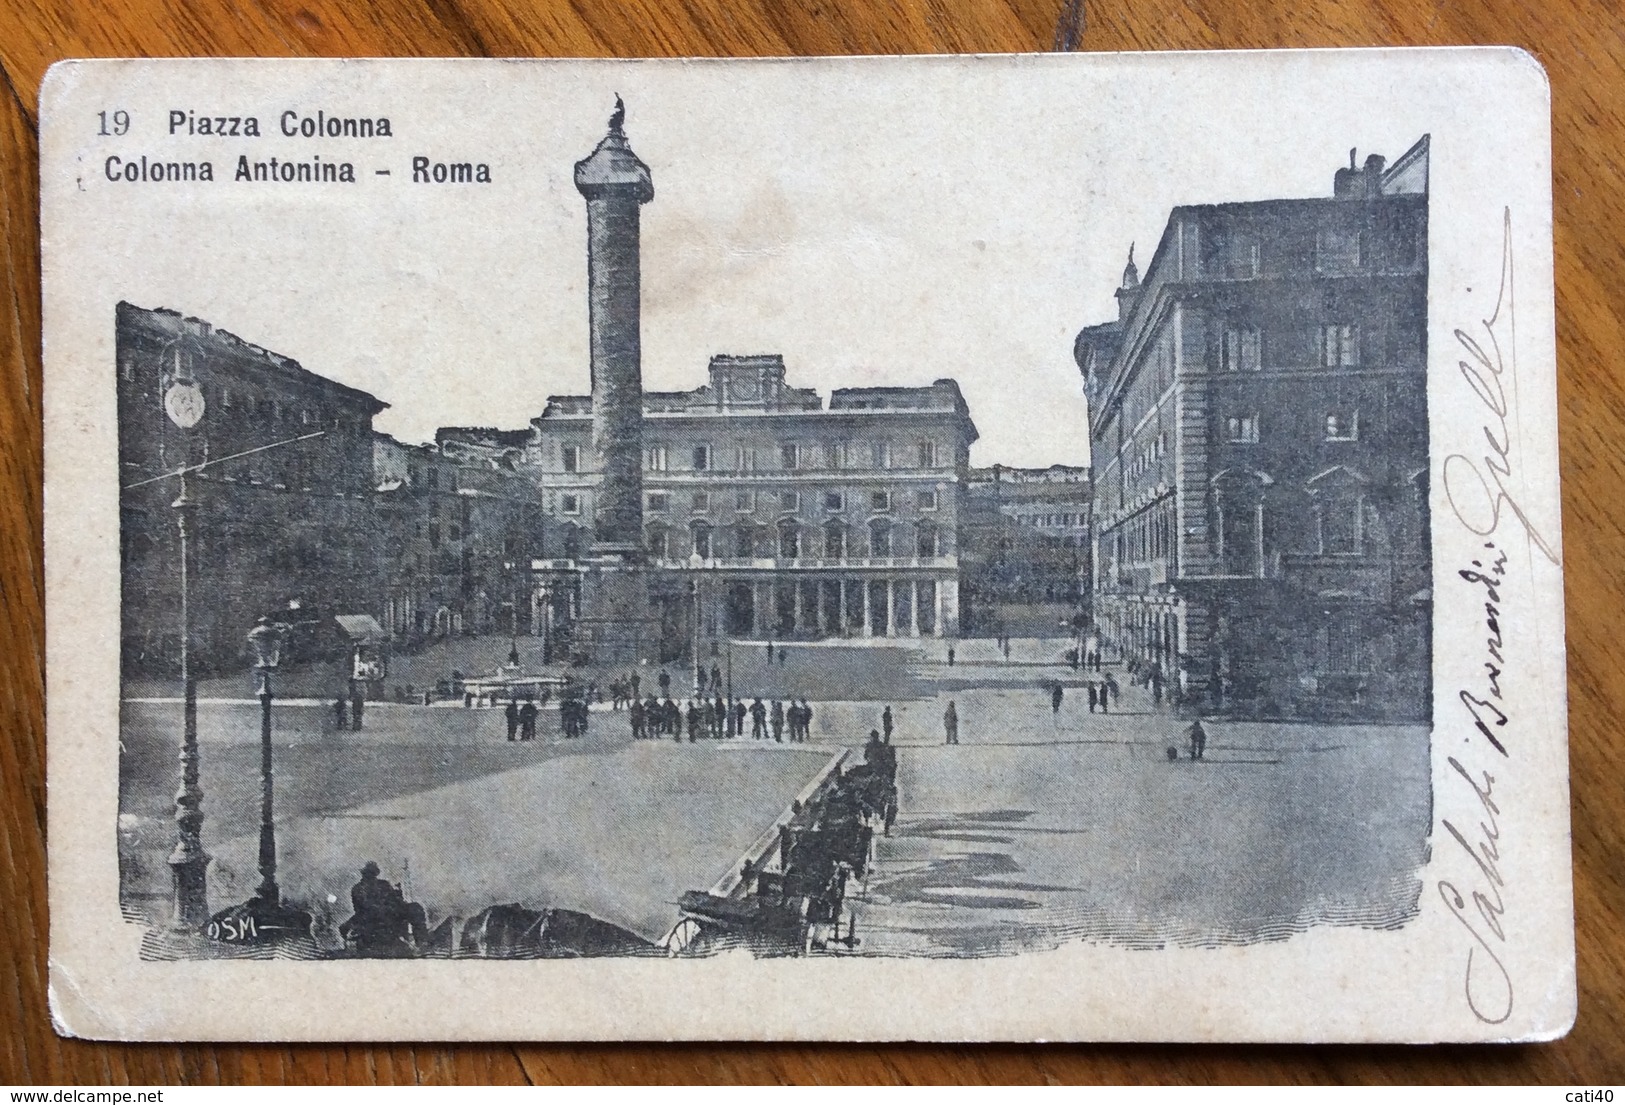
[690,521,712,560]
[869,518,892,557]
[778,519,801,560]
[1211,469,1272,577]
[734,523,759,559]
[916,520,939,558]
[645,523,670,560]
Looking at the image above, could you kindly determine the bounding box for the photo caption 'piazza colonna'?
[102,109,492,185]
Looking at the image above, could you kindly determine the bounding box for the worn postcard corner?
[40,49,1570,1043]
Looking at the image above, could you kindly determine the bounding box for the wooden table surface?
[2,0,1621,1085]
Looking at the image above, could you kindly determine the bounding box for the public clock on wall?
[163,379,206,429]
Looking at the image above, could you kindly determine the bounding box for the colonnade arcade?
[701,573,953,640]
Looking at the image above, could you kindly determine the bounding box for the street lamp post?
[167,466,209,931]
[247,617,286,908]
[204,616,312,946]
[157,341,210,933]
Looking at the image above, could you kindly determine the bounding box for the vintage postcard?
[41,51,1571,1041]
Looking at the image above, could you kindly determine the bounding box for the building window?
[427,468,440,490]
[1221,324,1261,372]
[870,489,891,512]
[824,490,845,512]
[691,491,710,513]
[647,492,669,513]
[823,520,847,559]
[734,490,755,512]
[559,493,581,516]
[692,444,711,471]
[870,440,891,469]
[1319,496,1362,555]
[917,440,937,468]
[916,520,940,558]
[916,489,939,511]
[825,441,847,469]
[778,520,801,559]
[561,444,579,473]
[1319,324,1360,367]
[734,446,756,471]
[734,523,759,558]
[448,525,462,542]
[1212,472,1268,577]
[780,443,800,470]
[1204,226,1259,279]
[691,521,712,559]
[868,518,893,557]
[1225,415,1260,444]
[1319,619,1367,674]
[428,523,441,547]
[647,444,669,471]
[646,524,669,559]
[1325,411,1360,441]
[1316,226,1363,273]
[779,490,800,513]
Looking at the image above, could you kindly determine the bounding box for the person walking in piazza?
[711,693,726,739]
[334,694,349,732]
[947,644,955,667]
[750,697,768,739]
[770,699,785,742]
[732,697,747,738]
[350,686,366,730]
[662,697,679,738]
[1087,682,1099,713]
[658,669,671,697]
[1051,683,1064,714]
[630,671,641,700]
[710,663,722,694]
[766,639,775,663]
[701,697,717,741]
[778,647,787,666]
[629,694,646,739]
[1187,718,1208,760]
[943,700,959,744]
[1098,676,1112,714]
[504,698,520,742]
[800,698,814,742]
[1104,671,1121,709]
[519,699,538,741]
[881,705,894,744]
[686,700,702,743]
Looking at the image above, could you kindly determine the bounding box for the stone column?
[793,580,804,633]
[574,102,654,556]
[933,578,946,638]
[909,580,920,638]
[862,580,873,638]
[838,579,848,636]
[885,579,896,638]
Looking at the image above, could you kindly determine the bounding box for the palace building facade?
[1074,137,1432,720]
[528,353,977,645]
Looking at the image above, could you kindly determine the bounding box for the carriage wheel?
[665,918,703,957]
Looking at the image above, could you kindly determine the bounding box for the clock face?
[164,380,206,429]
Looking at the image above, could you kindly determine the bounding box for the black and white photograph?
[42,53,1570,1041]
